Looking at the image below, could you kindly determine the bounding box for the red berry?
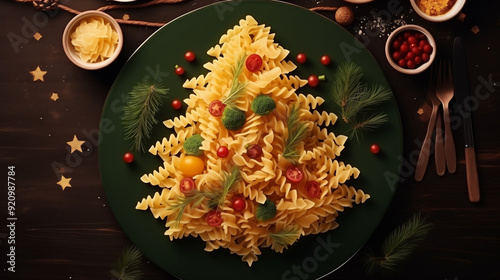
[217,146,229,158]
[406,52,415,60]
[184,51,196,62]
[414,56,422,65]
[320,55,331,66]
[392,51,402,61]
[403,31,411,39]
[422,52,430,62]
[171,99,182,110]
[308,75,320,87]
[175,65,184,76]
[398,59,407,68]
[423,44,433,54]
[232,197,246,211]
[400,44,410,54]
[408,35,417,45]
[123,152,134,163]
[407,60,416,69]
[370,144,380,154]
[296,53,307,64]
[392,40,401,50]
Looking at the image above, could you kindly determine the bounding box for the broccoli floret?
[183,134,204,156]
[251,95,276,116]
[256,199,276,221]
[221,106,246,130]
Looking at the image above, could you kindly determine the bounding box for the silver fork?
[415,65,443,181]
[435,59,457,173]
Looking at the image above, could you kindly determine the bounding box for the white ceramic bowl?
[385,24,436,75]
[62,10,123,70]
[410,0,466,22]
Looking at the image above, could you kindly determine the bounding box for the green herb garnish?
[270,226,301,252]
[282,104,309,164]
[221,55,247,107]
[331,62,391,142]
[122,75,168,152]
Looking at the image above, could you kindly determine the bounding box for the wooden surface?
[1,0,499,279]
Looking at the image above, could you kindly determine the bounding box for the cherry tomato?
[408,35,417,45]
[305,181,321,198]
[246,144,263,159]
[179,156,205,177]
[296,53,307,64]
[411,46,421,55]
[246,54,263,72]
[370,144,380,154]
[414,56,422,65]
[406,52,415,60]
[400,43,409,54]
[217,146,229,158]
[320,55,331,66]
[208,100,226,117]
[406,60,416,69]
[398,59,406,68]
[123,152,134,164]
[392,40,401,50]
[171,99,182,110]
[184,51,196,62]
[179,177,196,194]
[403,31,411,39]
[232,197,246,211]
[206,209,222,227]
[286,165,303,183]
[308,75,320,87]
[422,52,430,62]
[175,65,185,76]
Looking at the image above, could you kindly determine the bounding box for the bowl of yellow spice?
[62,10,123,70]
[410,0,466,22]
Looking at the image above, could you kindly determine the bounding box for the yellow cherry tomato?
[179,156,205,177]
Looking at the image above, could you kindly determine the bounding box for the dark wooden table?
[1,0,499,279]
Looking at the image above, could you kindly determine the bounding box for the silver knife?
[452,37,480,202]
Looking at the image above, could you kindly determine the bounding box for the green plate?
[99,1,403,279]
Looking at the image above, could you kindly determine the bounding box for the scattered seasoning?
[415,0,457,16]
[354,10,409,38]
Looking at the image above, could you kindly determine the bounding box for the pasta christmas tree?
[136,15,369,266]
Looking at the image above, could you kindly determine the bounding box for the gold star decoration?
[66,135,85,153]
[57,175,72,190]
[50,93,59,101]
[123,14,130,20]
[30,66,47,82]
[33,32,42,41]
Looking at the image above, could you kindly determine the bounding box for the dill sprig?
[122,76,168,152]
[221,55,247,107]
[207,166,242,209]
[361,212,433,276]
[283,104,309,164]
[331,62,391,142]
[270,226,301,252]
[110,245,144,280]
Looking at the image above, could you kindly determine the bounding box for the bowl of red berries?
[385,24,436,75]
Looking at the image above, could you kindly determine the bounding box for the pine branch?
[283,104,309,164]
[361,212,433,276]
[221,55,247,107]
[331,62,391,142]
[270,226,301,252]
[122,76,168,152]
[110,245,144,280]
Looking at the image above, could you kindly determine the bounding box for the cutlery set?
[415,37,480,202]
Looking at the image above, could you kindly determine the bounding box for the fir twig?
[270,226,301,252]
[361,212,433,276]
[122,76,168,152]
[283,104,309,164]
[110,245,144,280]
[221,55,247,107]
[331,62,391,141]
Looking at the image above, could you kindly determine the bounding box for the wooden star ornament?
[50,93,59,101]
[57,175,72,190]
[66,135,85,153]
[30,66,47,82]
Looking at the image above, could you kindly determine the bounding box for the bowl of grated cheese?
[62,10,123,70]
[410,0,466,22]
